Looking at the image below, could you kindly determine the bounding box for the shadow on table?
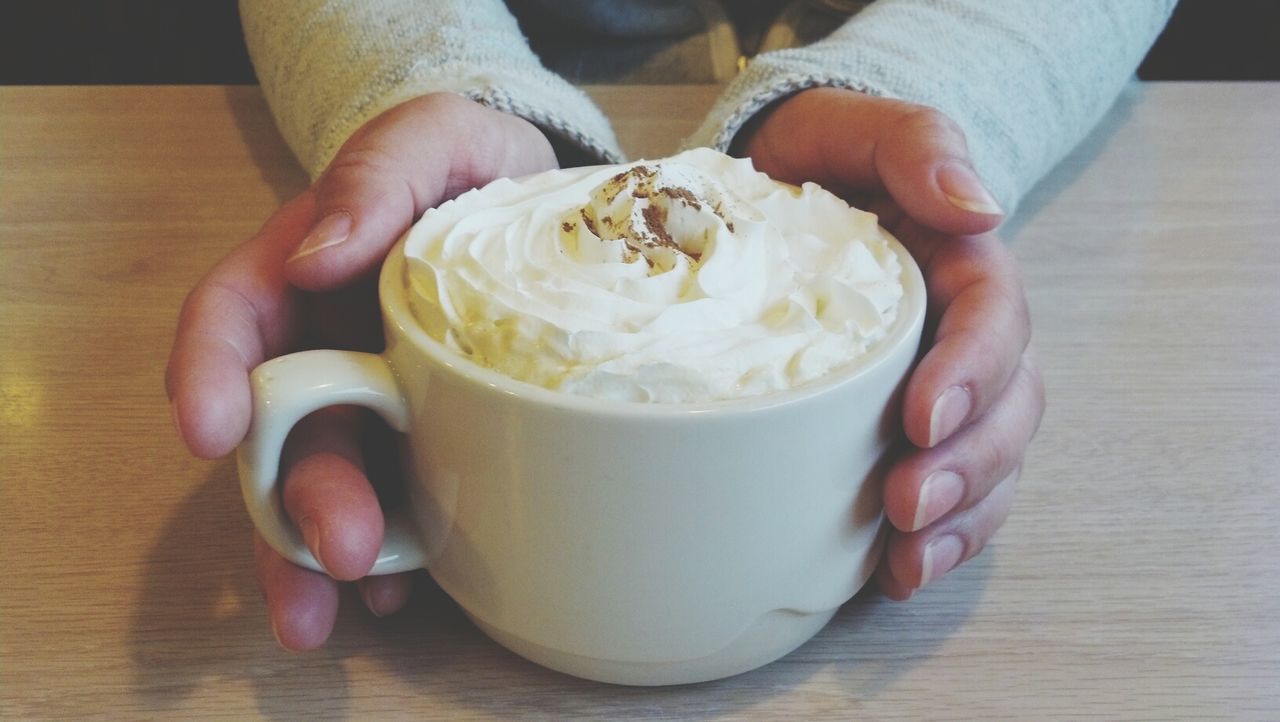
[223,86,309,205]
[1001,83,1142,243]
[131,459,989,719]
[129,461,354,720]
[359,553,990,718]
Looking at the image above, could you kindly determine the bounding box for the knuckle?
[899,105,966,144]
[1020,361,1049,431]
[977,431,1019,485]
[323,145,396,185]
[961,533,987,564]
[967,232,1017,274]
[942,466,1019,569]
[958,488,1016,562]
[997,280,1033,344]
[316,145,413,214]
[958,330,1005,378]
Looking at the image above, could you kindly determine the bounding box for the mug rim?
[378,231,925,418]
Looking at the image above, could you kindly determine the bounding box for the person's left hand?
[734,87,1045,598]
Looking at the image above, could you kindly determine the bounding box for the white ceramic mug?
[238,234,925,685]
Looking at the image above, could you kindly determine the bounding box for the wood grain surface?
[1,83,1277,720]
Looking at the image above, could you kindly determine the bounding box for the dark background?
[1,1,1278,85]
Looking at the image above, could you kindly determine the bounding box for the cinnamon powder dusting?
[578,163,723,266]
[659,185,702,211]
[579,208,598,235]
[640,205,674,248]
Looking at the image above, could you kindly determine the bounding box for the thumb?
[742,89,1003,237]
[285,93,556,291]
[285,149,421,292]
[874,104,1004,236]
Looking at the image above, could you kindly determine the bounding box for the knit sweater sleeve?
[686,0,1176,215]
[239,0,624,179]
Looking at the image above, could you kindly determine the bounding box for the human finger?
[740,88,1002,236]
[285,93,557,291]
[358,574,414,618]
[883,350,1044,533]
[166,192,315,457]
[279,406,385,582]
[897,228,1031,449]
[873,101,1004,234]
[881,465,1020,592]
[255,534,339,651]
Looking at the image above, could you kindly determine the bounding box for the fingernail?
[360,585,387,618]
[919,534,964,587]
[299,517,327,573]
[929,386,972,447]
[937,162,1003,216]
[290,211,352,262]
[913,470,965,531]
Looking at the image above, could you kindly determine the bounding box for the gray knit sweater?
[240,0,1175,214]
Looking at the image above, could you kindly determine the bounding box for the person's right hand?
[166,93,559,650]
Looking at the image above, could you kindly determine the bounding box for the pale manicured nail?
[289,211,352,262]
[929,386,972,447]
[299,517,327,573]
[913,470,965,531]
[919,534,964,587]
[937,162,1003,216]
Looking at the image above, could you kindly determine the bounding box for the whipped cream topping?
[402,148,904,403]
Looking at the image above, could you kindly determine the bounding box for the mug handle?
[236,349,426,575]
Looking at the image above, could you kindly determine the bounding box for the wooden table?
[1,83,1277,719]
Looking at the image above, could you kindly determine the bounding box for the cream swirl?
[402,148,904,403]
